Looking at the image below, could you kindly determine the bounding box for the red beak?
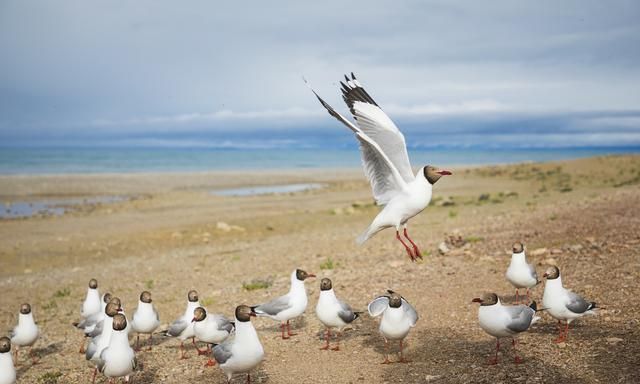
[543,273,548,278]
[437,170,452,176]
[191,317,196,323]
[307,273,316,278]
[249,312,257,317]
[471,298,483,303]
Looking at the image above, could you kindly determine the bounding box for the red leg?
[192,337,208,355]
[526,289,531,305]
[204,357,216,367]
[14,347,19,366]
[320,328,330,350]
[29,347,39,365]
[403,228,423,260]
[488,339,499,365]
[381,339,391,364]
[554,320,567,343]
[147,333,153,351]
[286,320,297,337]
[134,334,141,352]
[396,230,416,261]
[92,367,98,384]
[398,339,411,363]
[179,341,188,359]
[281,323,289,339]
[512,338,523,363]
[331,331,341,351]
[79,337,86,354]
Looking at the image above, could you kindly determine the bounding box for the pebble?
[606,337,623,344]
[530,248,547,256]
[438,242,450,255]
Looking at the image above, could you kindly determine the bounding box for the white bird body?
[194,313,233,344]
[81,287,102,319]
[88,315,114,362]
[99,329,136,379]
[505,251,537,289]
[543,274,596,324]
[254,270,308,322]
[0,352,15,384]
[167,300,200,341]
[477,299,538,338]
[380,307,412,340]
[215,318,264,382]
[10,313,39,347]
[131,301,160,334]
[316,289,356,329]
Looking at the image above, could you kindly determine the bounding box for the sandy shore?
[1,155,639,383]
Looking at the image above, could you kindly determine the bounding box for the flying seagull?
[306,73,451,261]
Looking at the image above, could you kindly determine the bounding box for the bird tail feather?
[357,225,382,245]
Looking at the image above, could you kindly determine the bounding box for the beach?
[1,154,639,383]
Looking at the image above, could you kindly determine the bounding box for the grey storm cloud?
[0,0,639,148]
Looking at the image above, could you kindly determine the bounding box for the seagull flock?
[0,74,599,383]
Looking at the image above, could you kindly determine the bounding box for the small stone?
[530,248,547,256]
[425,375,441,382]
[544,257,558,265]
[479,255,496,263]
[331,208,343,215]
[606,337,623,344]
[556,342,567,348]
[344,206,356,215]
[550,248,562,255]
[569,244,583,252]
[216,222,232,232]
[438,242,450,255]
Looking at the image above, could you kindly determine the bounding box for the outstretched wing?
[400,298,419,327]
[340,73,414,184]
[367,296,390,317]
[306,78,408,204]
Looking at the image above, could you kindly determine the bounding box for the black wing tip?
[529,300,537,311]
[588,302,597,310]
[351,72,356,80]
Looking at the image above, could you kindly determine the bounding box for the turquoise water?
[0,147,636,174]
[213,183,325,197]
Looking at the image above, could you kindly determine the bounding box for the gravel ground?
[0,155,639,383]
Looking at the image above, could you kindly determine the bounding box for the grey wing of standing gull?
[85,339,97,360]
[213,338,234,365]
[528,263,539,282]
[401,298,419,326]
[565,291,593,314]
[166,318,188,337]
[153,307,160,322]
[254,295,291,316]
[213,315,234,333]
[96,347,107,371]
[505,305,535,333]
[367,296,389,317]
[85,320,104,338]
[337,300,358,324]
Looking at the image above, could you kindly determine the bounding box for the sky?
[1,0,639,149]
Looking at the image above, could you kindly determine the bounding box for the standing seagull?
[471,293,539,364]
[0,337,16,384]
[505,242,539,304]
[213,305,264,384]
[10,303,39,365]
[252,269,315,339]
[97,314,137,383]
[306,73,452,261]
[367,290,418,363]
[542,266,597,343]
[315,278,360,351]
[130,291,160,351]
[86,300,122,384]
[192,307,234,367]
[165,289,207,359]
[81,278,102,320]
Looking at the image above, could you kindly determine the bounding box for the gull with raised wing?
[131,291,160,351]
[252,269,315,339]
[306,73,452,261]
[368,290,418,363]
[213,305,264,384]
[315,278,361,351]
[0,337,16,384]
[164,289,207,359]
[97,314,137,383]
[9,304,39,365]
[192,306,234,367]
[505,242,539,304]
[472,293,539,364]
[542,265,597,343]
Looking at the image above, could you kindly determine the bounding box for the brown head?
[192,307,207,322]
[320,278,332,291]
[512,242,524,254]
[140,291,152,303]
[187,290,199,302]
[0,337,10,353]
[105,302,121,317]
[423,165,452,185]
[471,293,499,306]
[110,297,122,309]
[103,292,112,304]
[112,313,127,331]
[388,292,402,308]
[295,269,316,281]
[20,303,31,315]
[543,265,560,280]
[235,305,257,322]
[89,278,98,289]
